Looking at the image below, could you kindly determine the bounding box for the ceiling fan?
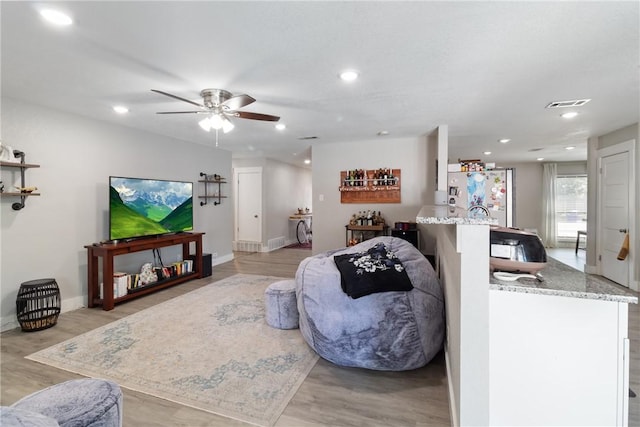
[151,89,280,133]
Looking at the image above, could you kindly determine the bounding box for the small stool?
[264,280,299,329]
[16,278,60,332]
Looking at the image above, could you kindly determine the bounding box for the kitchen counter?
[490,257,638,304]
[416,205,498,225]
[422,217,635,426]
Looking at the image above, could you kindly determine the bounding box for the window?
[555,175,587,239]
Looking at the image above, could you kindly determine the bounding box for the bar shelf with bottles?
[339,168,401,203]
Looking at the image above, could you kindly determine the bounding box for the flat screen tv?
[109,176,193,241]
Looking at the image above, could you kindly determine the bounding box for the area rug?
[26,274,319,427]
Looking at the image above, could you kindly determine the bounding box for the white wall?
[312,136,432,253]
[232,158,312,248]
[1,98,234,330]
[507,162,543,232]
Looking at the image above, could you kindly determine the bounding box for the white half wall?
[1,97,234,331]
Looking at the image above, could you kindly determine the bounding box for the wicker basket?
[16,278,61,332]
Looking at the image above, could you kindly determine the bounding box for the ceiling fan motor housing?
[200,89,232,110]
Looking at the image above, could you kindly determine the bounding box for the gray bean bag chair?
[4,378,122,427]
[295,236,445,371]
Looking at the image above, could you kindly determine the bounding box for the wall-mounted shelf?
[0,152,41,210]
[198,172,226,206]
[339,168,401,204]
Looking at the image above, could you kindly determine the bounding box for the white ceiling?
[2,1,638,167]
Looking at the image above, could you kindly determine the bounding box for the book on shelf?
[127,273,140,291]
[98,258,196,299]
[114,272,128,298]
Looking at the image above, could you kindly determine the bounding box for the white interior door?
[598,150,630,287]
[236,168,262,242]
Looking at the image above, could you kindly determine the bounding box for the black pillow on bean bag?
[334,242,413,299]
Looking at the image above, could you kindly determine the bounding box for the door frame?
[596,139,636,291]
[233,166,263,243]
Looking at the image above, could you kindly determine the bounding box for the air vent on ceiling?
[528,148,544,152]
[298,136,318,140]
[546,99,591,109]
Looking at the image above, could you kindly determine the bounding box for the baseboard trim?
[584,264,598,274]
[1,295,86,333]
[212,253,234,266]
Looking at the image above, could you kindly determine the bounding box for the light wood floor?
[2,249,638,426]
[1,249,451,427]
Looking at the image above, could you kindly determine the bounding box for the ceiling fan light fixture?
[209,114,224,130]
[222,116,235,133]
[275,123,286,131]
[198,117,212,132]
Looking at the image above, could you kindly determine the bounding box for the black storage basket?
[16,278,61,332]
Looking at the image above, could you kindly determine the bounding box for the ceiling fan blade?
[233,111,280,122]
[222,94,256,111]
[156,111,208,114]
[151,89,204,108]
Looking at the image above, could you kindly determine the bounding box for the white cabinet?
[489,290,629,426]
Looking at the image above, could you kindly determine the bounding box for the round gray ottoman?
[264,279,299,329]
[295,236,445,371]
[11,378,122,427]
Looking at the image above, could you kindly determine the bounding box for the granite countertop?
[416,205,499,225]
[490,258,638,304]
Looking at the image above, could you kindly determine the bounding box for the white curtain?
[541,163,557,247]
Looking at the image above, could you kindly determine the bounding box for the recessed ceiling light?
[377,130,389,136]
[483,151,492,155]
[113,106,129,114]
[537,157,545,161]
[304,159,311,165]
[275,123,286,131]
[40,9,73,26]
[561,112,579,119]
[565,146,576,150]
[499,139,510,144]
[339,70,359,82]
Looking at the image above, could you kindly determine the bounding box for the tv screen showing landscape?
[109,176,193,241]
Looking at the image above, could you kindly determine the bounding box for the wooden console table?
[85,232,204,311]
[345,224,389,246]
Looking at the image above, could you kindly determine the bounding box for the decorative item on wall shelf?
[0,150,41,210]
[198,172,226,206]
[339,168,401,203]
